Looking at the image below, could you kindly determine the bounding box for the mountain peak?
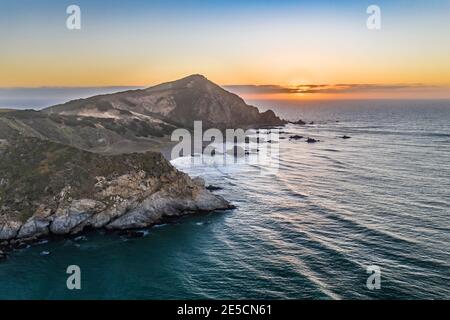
[169,74,212,88]
[143,74,212,92]
[183,74,207,81]
[43,74,286,132]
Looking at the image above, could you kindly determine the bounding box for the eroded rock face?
[1,170,231,243]
[0,220,22,240]
[50,199,106,235]
[17,218,50,239]
[0,138,233,246]
[105,184,230,230]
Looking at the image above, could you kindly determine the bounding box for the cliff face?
[0,138,231,245]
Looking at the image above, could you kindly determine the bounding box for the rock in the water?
[306,138,319,143]
[74,235,87,242]
[0,250,6,261]
[289,135,304,140]
[35,239,49,246]
[119,229,148,239]
[291,119,306,125]
[206,185,223,191]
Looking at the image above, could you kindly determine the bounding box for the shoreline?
[1,203,235,260]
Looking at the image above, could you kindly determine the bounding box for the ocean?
[0,99,449,299]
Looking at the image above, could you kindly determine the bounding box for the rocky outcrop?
[206,185,223,191]
[306,138,320,143]
[0,138,233,247]
[290,119,306,125]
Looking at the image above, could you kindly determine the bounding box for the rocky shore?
[0,138,233,254]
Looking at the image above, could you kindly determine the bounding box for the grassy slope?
[0,110,174,154]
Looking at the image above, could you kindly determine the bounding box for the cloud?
[225,83,444,95]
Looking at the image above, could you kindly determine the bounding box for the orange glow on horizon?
[237,90,450,101]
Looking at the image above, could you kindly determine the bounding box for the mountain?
[0,75,285,154]
[45,74,285,129]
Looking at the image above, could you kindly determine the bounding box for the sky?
[1,0,450,100]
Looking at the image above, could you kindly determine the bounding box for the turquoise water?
[1,100,449,299]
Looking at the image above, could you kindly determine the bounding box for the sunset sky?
[1,0,450,100]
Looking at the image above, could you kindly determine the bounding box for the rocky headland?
[0,137,232,253]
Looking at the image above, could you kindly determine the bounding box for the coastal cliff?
[0,137,232,248]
